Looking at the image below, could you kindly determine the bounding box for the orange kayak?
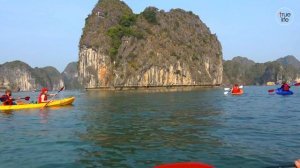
[231,89,244,95]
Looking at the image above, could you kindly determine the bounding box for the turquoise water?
[0,86,300,168]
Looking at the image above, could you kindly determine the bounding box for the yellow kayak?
[0,97,75,111]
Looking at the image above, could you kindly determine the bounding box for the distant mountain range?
[223,55,300,85]
[0,61,81,91]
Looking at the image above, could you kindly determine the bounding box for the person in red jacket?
[231,84,241,93]
[0,89,16,105]
[38,88,48,103]
[38,88,55,103]
[280,81,290,91]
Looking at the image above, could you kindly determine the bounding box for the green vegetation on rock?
[107,13,143,60]
[119,13,137,27]
[142,7,158,24]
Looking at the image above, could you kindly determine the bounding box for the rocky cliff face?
[79,0,223,88]
[0,61,65,91]
[0,61,35,91]
[31,66,64,91]
[62,62,82,90]
[276,55,300,69]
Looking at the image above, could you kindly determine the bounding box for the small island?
[78,0,223,90]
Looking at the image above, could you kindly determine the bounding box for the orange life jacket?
[231,86,241,93]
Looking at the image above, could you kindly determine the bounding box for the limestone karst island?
[78,0,223,89]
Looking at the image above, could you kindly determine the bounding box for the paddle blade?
[224,88,230,91]
[294,83,300,86]
[268,89,275,93]
[224,91,229,95]
[24,96,30,101]
[239,85,244,89]
[155,162,214,168]
[59,86,65,92]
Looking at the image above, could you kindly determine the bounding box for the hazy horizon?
[0,0,299,71]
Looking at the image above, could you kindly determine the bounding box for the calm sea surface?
[0,86,300,168]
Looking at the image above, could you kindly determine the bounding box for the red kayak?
[154,162,214,168]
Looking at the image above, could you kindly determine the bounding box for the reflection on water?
[39,110,49,124]
[0,110,14,116]
[78,89,224,167]
[1,87,300,168]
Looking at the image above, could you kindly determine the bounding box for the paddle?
[13,96,30,101]
[154,162,214,168]
[295,83,300,86]
[224,90,230,95]
[0,96,30,102]
[268,83,300,93]
[41,86,64,109]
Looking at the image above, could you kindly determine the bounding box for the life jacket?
[1,95,13,105]
[282,84,290,91]
[231,86,241,93]
[38,93,48,103]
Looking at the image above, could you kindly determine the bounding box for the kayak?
[0,97,75,111]
[276,88,293,95]
[231,89,244,95]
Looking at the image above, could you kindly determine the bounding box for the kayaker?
[0,89,16,105]
[38,88,55,103]
[280,81,290,91]
[231,84,241,93]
